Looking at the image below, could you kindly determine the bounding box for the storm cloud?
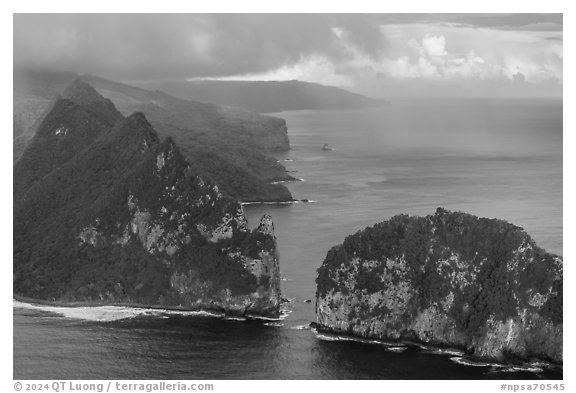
[13,14,563,97]
[14,14,388,79]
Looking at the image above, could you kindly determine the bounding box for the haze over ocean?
[246,97,562,336]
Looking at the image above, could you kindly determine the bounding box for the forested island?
[316,208,563,364]
[13,80,282,318]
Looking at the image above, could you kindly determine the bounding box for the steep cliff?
[14,80,281,318]
[316,208,562,363]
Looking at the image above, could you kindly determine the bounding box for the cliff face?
[316,208,562,363]
[13,80,281,317]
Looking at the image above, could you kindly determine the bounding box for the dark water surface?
[14,99,562,379]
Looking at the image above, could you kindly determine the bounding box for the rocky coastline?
[13,80,282,319]
[315,208,563,364]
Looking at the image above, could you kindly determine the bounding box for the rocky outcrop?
[316,208,562,363]
[171,214,281,317]
[13,80,281,318]
[248,115,289,152]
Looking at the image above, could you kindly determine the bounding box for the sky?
[13,14,563,98]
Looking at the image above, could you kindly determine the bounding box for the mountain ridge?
[14,94,121,197]
[14,68,295,202]
[135,79,389,113]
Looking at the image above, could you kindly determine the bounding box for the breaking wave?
[421,347,465,356]
[289,324,312,330]
[241,201,300,206]
[13,299,223,322]
[263,322,284,328]
[450,357,544,373]
[313,330,407,349]
[14,299,291,324]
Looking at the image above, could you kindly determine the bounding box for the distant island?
[13,80,282,318]
[135,79,389,113]
[316,208,563,364]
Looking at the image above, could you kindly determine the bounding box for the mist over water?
[246,99,562,325]
[14,99,562,379]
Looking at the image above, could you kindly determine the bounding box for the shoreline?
[13,296,562,374]
[269,177,305,185]
[311,323,563,369]
[241,200,299,206]
[241,199,316,206]
[12,295,281,320]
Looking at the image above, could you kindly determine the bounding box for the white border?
[3,3,571,390]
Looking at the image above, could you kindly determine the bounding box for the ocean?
[13,99,563,379]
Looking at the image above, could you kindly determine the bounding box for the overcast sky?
[13,14,563,98]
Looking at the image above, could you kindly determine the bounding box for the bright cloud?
[421,35,448,57]
[200,55,354,88]
[234,22,562,97]
[377,23,562,85]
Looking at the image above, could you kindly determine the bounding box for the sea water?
[14,98,562,379]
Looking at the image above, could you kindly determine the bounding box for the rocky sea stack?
[14,80,281,318]
[316,208,562,363]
